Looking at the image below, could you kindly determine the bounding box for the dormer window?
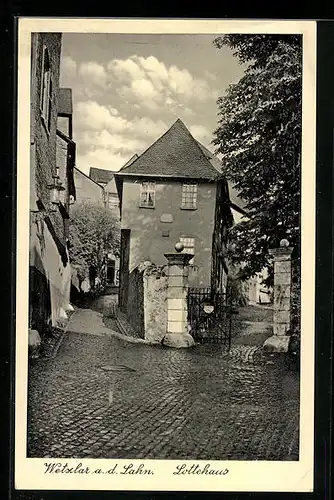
[140,181,155,208]
[181,183,197,209]
[40,46,52,132]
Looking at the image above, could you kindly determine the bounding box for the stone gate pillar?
[162,242,195,348]
[263,239,294,353]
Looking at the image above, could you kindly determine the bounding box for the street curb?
[104,328,158,346]
[49,329,65,359]
[64,307,79,333]
[66,306,155,345]
[112,306,143,340]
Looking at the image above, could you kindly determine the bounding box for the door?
[119,229,130,312]
[107,260,115,285]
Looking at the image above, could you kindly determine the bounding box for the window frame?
[139,180,156,208]
[40,45,52,134]
[180,236,195,265]
[181,183,198,210]
[108,192,119,210]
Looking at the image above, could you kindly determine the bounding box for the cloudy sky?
[59,33,247,175]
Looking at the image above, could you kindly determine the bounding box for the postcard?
[15,17,316,492]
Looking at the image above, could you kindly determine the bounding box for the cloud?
[74,101,169,174]
[78,61,108,88]
[60,56,77,83]
[130,78,161,101]
[133,55,169,91]
[107,55,216,112]
[132,116,167,139]
[64,53,220,176]
[189,124,212,144]
[75,101,126,132]
[77,149,131,174]
[73,95,213,177]
[79,129,146,153]
[108,58,145,82]
[75,100,167,139]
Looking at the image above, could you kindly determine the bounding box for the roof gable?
[118,119,220,181]
[105,177,118,194]
[196,141,247,212]
[89,167,115,185]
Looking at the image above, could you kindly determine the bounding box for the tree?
[213,35,302,289]
[69,200,120,285]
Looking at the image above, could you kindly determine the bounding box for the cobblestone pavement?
[27,301,299,461]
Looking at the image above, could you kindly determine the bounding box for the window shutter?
[47,76,52,130]
[39,46,46,111]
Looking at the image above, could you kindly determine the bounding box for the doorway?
[107,259,116,285]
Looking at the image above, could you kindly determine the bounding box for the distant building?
[89,167,114,188]
[73,167,105,206]
[88,167,121,286]
[247,269,272,305]
[29,33,76,334]
[114,119,234,312]
[104,176,120,216]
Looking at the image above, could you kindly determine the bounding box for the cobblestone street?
[27,296,299,461]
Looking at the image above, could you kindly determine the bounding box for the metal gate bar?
[187,287,234,347]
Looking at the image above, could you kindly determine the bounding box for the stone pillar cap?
[269,246,294,256]
[164,252,194,266]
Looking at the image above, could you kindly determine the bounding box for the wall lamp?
[47,173,65,205]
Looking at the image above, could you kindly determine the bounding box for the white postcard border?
[15,18,317,492]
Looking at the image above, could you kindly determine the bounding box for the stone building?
[89,167,114,189]
[88,167,121,286]
[73,167,105,206]
[29,33,76,335]
[114,119,234,313]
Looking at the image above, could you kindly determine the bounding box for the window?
[140,181,155,208]
[108,193,119,210]
[40,46,52,132]
[181,183,198,209]
[180,236,195,264]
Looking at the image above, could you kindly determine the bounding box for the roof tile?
[89,167,115,184]
[118,119,220,181]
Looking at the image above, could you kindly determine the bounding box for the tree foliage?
[213,35,302,286]
[69,201,120,282]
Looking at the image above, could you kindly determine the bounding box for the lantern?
[48,174,65,205]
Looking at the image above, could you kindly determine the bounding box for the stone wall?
[73,167,105,206]
[29,32,72,334]
[142,264,168,344]
[120,178,216,288]
[126,261,168,343]
[127,266,145,338]
[31,33,65,244]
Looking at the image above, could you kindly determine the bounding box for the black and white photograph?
[15,18,316,492]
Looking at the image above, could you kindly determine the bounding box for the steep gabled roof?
[74,166,104,190]
[89,167,115,185]
[117,119,220,181]
[122,154,139,169]
[196,140,248,213]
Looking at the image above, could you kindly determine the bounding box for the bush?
[69,200,120,285]
[226,274,248,306]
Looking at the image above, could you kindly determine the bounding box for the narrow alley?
[27,290,299,462]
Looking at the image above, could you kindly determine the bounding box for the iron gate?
[187,287,235,347]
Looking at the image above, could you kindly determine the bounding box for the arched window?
[40,46,52,132]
